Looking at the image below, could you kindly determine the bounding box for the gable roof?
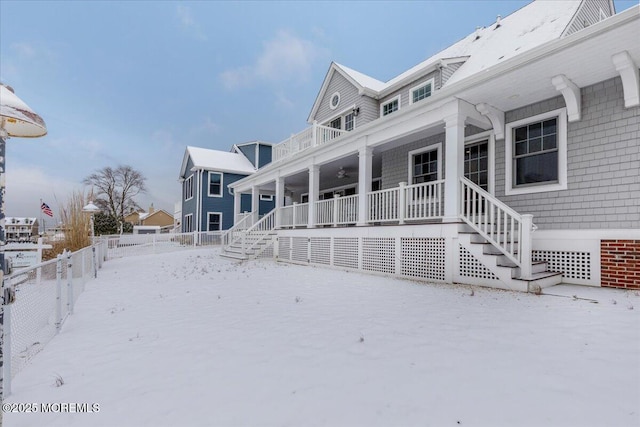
[179,146,256,178]
[308,0,585,122]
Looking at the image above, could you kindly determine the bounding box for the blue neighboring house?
[178,141,274,232]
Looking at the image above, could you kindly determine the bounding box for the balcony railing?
[272,122,347,163]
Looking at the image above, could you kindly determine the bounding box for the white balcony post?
[520,214,534,280]
[275,176,284,229]
[333,195,340,227]
[308,165,319,228]
[292,202,298,227]
[251,186,260,224]
[444,114,465,221]
[357,146,373,226]
[398,182,407,225]
[312,121,318,147]
[233,191,242,226]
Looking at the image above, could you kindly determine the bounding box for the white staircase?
[221,209,276,261]
[458,177,563,292]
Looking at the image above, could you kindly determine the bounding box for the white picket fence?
[104,231,222,259]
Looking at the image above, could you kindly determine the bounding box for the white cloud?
[220,30,327,90]
[4,164,83,219]
[11,42,36,59]
[275,91,295,109]
[176,5,207,41]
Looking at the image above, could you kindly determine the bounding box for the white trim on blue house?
[207,211,223,231]
[207,171,224,198]
[184,174,194,201]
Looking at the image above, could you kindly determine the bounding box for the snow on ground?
[4,248,640,427]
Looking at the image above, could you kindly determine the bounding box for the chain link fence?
[3,241,107,396]
[2,232,220,396]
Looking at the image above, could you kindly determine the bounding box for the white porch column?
[444,114,465,221]
[275,176,284,229]
[308,165,319,228]
[251,185,260,224]
[233,191,242,225]
[357,146,373,226]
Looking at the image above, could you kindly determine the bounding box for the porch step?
[220,251,248,261]
[458,231,564,293]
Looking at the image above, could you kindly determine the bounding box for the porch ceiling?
[457,13,640,111]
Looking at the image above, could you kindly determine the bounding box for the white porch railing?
[459,176,533,279]
[336,194,358,224]
[240,209,277,256]
[367,180,444,223]
[223,211,256,248]
[279,203,309,228]
[272,122,347,162]
[315,199,335,226]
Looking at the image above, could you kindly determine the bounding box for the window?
[260,194,274,201]
[344,112,355,131]
[184,175,194,201]
[207,212,222,231]
[381,96,400,116]
[330,117,341,129]
[465,140,489,191]
[372,178,381,192]
[208,172,223,197]
[505,108,567,195]
[183,214,193,232]
[408,144,442,184]
[410,79,434,104]
[329,92,340,110]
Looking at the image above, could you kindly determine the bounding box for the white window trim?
[184,174,194,201]
[207,212,223,231]
[407,143,443,184]
[324,104,357,129]
[260,194,274,201]
[409,78,435,105]
[505,107,568,196]
[207,171,224,198]
[184,213,193,232]
[380,95,401,116]
[329,91,341,110]
[465,130,496,195]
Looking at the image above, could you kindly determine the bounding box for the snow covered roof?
[309,0,585,119]
[180,146,256,177]
[5,217,37,225]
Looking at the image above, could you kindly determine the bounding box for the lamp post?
[82,201,99,279]
[0,83,47,406]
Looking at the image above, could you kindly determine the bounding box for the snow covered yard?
[4,248,639,427]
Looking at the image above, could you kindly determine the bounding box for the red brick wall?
[601,240,640,289]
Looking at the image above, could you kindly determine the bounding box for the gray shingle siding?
[496,76,640,229]
[441,62,464,86]
[564,0,612,37]
[379,70,440,110]
[313,72,360,124]
[380,133,445,190]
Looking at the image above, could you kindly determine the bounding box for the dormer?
[231,140,274,169]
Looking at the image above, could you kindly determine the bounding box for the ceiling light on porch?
[337,167,349,179]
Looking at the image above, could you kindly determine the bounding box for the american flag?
[41,202,53,217]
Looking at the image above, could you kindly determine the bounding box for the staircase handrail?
[242,208,277,254]
[222,211,256,247]
[459,176,534,276]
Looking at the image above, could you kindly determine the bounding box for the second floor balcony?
[272,122,347,163]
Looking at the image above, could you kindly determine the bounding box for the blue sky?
[1,0,636,219]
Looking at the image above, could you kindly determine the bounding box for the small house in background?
[5,217,39,242]
[125,204,174,232]
[178,141,274,232]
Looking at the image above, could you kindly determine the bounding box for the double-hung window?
[344,112,355,131]
[184,175,194,201]
[208,172,223,197]
[408,144,442,184]
[183,214,193,232]
[505,108,567,195]
[207,212,222,231]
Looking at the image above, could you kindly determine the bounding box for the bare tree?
[83,165,147,221]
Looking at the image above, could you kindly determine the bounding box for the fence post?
[66,250,74,315]
[312,121,318,146]
[3,277,12,397]
[398,182,407,225]
[193,231,197,247]
[520,214,534,280]
[153,234,157,254]
[292,202,298,228]
[92,244,97,278]
[81,249,86,283]
[56,254,63,332]
[333,195,340,227]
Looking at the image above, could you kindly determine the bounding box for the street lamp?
[0,83,47,404]
[82,201,100,278]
